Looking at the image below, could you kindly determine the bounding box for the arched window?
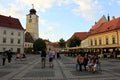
[90,39,93,46]
[112,35,116,44]
[99,37,102,45]
[94,38,97,45]
[106,36,109,45]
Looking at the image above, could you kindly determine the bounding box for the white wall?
[0,26,24,53]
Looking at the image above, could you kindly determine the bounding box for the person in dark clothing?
[7,50,12,63]
[1,51,7,65]
[83,55,88,71]
[41,49,47,68]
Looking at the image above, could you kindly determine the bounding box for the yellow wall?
[26,14,39,40]
[87,30,118,47]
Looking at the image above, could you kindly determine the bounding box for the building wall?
[117,30,120,45]
[86,30,118,48]
[81,38,89,48]
[0,27,24,53]
[24,42,33,48]
[26,14,39,40]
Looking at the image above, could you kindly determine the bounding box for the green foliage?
[33,38,46,51]
[68,36,81,47]
[59,38,65,48]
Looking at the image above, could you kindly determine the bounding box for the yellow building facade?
[81,15,120,55]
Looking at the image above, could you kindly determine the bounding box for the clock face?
[29,19,32,23]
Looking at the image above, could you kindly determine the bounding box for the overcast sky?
[0,0,120,42]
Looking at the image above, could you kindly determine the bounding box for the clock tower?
[26,5,39,40]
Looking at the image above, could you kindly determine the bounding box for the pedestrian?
[49,48,54,68]
[1,51,7,65]
[79,55,84,71]
[83,54,88,71]
[7,50,12,63]
[57,51,61,59]
[41,49,47,68]
[75,54,80,71]
[52,50,56,59]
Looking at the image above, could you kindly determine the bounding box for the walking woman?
[49,48,54,68]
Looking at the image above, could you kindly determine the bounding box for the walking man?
[7,50,12,63]
[41,49,47,68]
[1,51,7,65]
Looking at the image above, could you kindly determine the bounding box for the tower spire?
[32,4,34,9]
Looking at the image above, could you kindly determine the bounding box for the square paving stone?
[101,64,115,67]
[111,68,120,74]
[24,71,55,77]
[71,71,102,76]
[1,65,21,69]
[0,71,10,77]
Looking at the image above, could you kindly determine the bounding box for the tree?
[59,38,66,48]
[33,38,46,51]
[68,36,81,47]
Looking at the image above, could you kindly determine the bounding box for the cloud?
[0,2,24,18]
[116,0,120,5]
[72,0,103,20]
[56,0,73,6]
[39,32,68,42]
[18,0,55,12]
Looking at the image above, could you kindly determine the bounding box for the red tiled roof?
[89,15,107,32]
[89,17,120,35]
[25,32,34,43]
[0,15,24,30]
[66,32,88,43]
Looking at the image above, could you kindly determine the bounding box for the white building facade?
[0,15,24,53]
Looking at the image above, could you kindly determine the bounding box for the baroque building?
[0,15,25,53]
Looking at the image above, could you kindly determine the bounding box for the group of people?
[1,50,12,65]
[41,48,58,68]
[75,54,100,73]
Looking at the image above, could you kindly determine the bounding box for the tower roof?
[29,4,36,14]
[30,9,36,14]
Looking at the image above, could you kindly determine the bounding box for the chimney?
[112,16,115,20]
[108,14,110,21]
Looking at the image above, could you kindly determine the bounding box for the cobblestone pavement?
[0,54,120,80]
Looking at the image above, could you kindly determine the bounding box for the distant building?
[84,15,120,53]
[66,32,88,48]
[24,6,39,53]
[26,6,39,40]
[67,15,120,55]
[24,32,34,53]
[0,15,25,53]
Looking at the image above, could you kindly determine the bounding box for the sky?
[0,0,120,42]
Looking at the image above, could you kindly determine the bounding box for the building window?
[94,38,97,46]
[29,19,32,23]
[112,35,116,44]
[3,30,6,35]
[3,48,6,51]
[11,48,13,52]
[11,32,14,35]
[90,39,93,46]
[11,39,14,44]
[106,36,109,45]
[3,38,6,43]
[18,32,21,36]
[18,39,20,44]
[99,38,102,45]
